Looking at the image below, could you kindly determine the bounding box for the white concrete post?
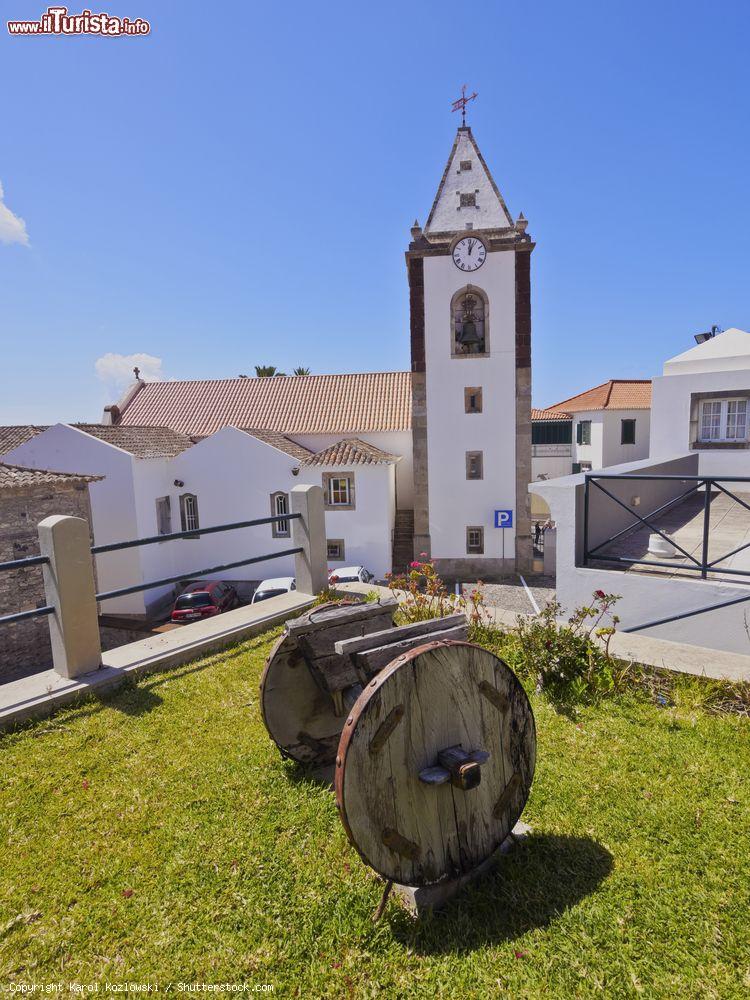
[38,515,101,679]
[290,484,328,596]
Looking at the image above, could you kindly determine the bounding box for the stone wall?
[0,483,94,680]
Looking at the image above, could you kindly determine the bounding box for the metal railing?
[0,553,54,626]
[92,512,302,601]
[583,473,750,581]
[0,512,302,625]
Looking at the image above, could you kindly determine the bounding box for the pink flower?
[419,552,428,558]
[410,561,421,568]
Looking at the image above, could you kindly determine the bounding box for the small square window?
[466,526,484,555]
[459,160,472,171]
[466,451,483,480]
[464,386,483,413]
[323,473,355,510]
[459,192,476,207]
[327,539,345,561]
[621,419,636,445]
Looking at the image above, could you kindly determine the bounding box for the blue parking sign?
[494,509,513,528]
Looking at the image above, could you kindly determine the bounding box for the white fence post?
[290,484,327,596]
[38,515,101,678]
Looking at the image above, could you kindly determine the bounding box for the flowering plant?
[386,559,488,626]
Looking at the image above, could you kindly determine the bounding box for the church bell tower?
[407,121,533,578]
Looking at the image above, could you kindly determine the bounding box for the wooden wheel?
[335,640,535,887]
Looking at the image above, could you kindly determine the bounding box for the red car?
[171,581,238,623]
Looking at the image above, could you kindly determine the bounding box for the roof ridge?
[0,460,102,481]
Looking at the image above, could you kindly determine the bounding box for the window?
[621,419,636,445]
[451,287,488,357]
[459,160,472,172]
[572,462,593,474]
[464,386,483,413]
[155,496,172,537]
[323,473,355,510]
[327,539,345,561]
[576,420,591,445]
[459,192,477,207]
[532,421,572,445]
[466,526,484,555]
[179,494,199,537]
[466,451,483,480]
[270,491,290,537]
[699,398,748,442]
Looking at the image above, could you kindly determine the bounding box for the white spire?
[424,127,514,236]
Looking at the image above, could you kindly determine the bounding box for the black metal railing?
[583,474,750,581]
[0,553,53,626]
[0,512,303,624]
[93,512,303,601]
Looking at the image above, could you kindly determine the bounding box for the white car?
[252,577,296,604]
[329,566,374,584]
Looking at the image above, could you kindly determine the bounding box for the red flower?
[81,779,90,790]
[594,589,606,600]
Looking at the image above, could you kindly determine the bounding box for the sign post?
[494,509,513,568]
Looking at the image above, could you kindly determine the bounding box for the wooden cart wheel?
[335,640,535,887]
[259,602,361,767]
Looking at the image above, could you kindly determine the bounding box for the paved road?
[461,575,556,616]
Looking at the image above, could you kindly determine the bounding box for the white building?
[1,421,398,618]
[530,329,750,653]
[651,327,750,476]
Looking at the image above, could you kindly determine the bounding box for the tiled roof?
[551,380,652,412]
[301,438,400,467]
[116,372,413,435]
[0,462,102,490]
[0,425,46,456]
[72,424,194,458]
[241,428,314,462]
[531,407,572,421]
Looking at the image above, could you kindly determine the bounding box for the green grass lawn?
[1,629,748,998]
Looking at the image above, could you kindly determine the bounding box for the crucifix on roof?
[451,85,478,127]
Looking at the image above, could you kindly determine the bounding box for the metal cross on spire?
[451,85,478,127]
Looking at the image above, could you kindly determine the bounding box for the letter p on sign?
[494,509,513,528]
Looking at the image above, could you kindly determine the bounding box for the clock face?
[452,236,487,272]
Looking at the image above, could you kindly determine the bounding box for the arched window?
[270,491,290,537]
[451,286,489,357]
[179,493,200,537]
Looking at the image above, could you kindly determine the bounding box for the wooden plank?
[334,613,466,657]
[351,624,468,677]
[299,609,396,693]
[286,599,398,638]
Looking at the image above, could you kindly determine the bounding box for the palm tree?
[254,365,286,377]
[293,366,311,376]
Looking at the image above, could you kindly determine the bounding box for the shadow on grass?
[282,758,335,789]
[390,832,613,953]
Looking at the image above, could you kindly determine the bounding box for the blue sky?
[1,0,748,423]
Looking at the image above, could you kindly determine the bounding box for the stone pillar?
[290,484,328,596]
[514,246,534,573]
[38,515,101,679]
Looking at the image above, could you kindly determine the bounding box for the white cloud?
[95,352,164,390]
[0,181,29,246]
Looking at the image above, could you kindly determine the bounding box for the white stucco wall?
[651,369,750,478]
[568,409,650,471]
[292,431,413,509]
[4,425,147,616]
[297,462,395,579]
[423,249,517,560]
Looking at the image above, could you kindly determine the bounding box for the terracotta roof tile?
[0,462,102,490]
[116,373,412,435]
[0,426,47,456]
[240,428,314,462]
[301,438,400,467]
[72,424,193,458]
[531,407,572,421]
[551,380,651,412]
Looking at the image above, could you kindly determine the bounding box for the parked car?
[171,581,238,623]
[252,577,296,604]
[329,566,374,584]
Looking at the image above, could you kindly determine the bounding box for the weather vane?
[451,85,478,127]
